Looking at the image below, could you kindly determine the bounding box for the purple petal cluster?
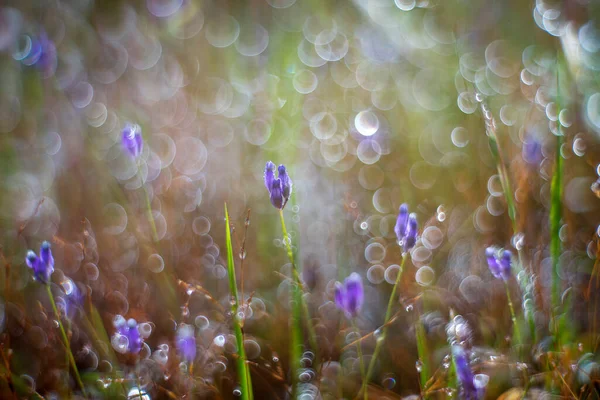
[264,161,292,209]
[176,324,197,363]
[113,316,144,354]
[334,273,364,319]
[453,345,483,400]
[121,123,143,159]
[485,247,512,281]
[394,204,418,253]
[25,241,55,284]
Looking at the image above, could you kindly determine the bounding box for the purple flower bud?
[334,273,364,318]
[270,178,284,209]
[499,250,512,281]
[113,316,144,354]
[121,123,143,158]
[264,161,292,209]
[25,242,55,284]
[278,165,293,202]
[486,247,512,281]
[453,346,480,400]
[264,161,275,190]
[403,214,418,253]
[485,247,501,279]
[394,204,409,243]
[394,204,419,253]
[176,324,197,363]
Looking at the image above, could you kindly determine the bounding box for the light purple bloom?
[264,161,293,209]
[485,247,512,281]
[334,273,364,318]
[394,204,418,253]
[485,247,501,279]
[522,136,543,166]
[25,241,55,284]
[113,316,143,354]
[121,123,143,158]
[176,324,197,363]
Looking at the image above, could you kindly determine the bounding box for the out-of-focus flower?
[25,241,55,284]
[334,272,364,318]
[394,204,418,252]
[453,345,483,400]
[522,136,543,166]
[264,161,293,209]
[121,123,143,159]
[113,316,144,354]
[485,247,512,281]
[176,324,197,363]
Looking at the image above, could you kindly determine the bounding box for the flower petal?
[264,161,275,191]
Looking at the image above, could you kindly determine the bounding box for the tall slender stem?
[505,282,522,348]
[360,255,407,399]
[351,319,366,391]
[46,285,87,396]
[278,209,320,395]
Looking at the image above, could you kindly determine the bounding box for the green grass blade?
[550,61,564,321]
[224,203,253,400]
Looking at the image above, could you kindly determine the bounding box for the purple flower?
[176,324,197,363]
[453,345,481,400]
[25,241,55,284]
[485,247,512,281]
[264,161,293,209]
[113,316,143,354]
[394,204,418,253]
[334,273,364,318]
[522,136,543,166]
[121,123,143,158]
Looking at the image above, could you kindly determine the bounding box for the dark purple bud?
[453,346,479,400]
[25,243,54,284]
[394,204,409,244]
[499,250,512,281]
[264,161,275,191]
[121,123,143,158]
[270,178,284,209]
[485,247,502,279]
[278,164,292,206]
[40,241,54,270]
[402,214,418,253]
[334,273,364,318]
[176,324,197,363]
[264,162,293,210]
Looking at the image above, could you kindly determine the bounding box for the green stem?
[278,209,310,396]
[46,285,87,397]
[505,281,522,349]
[415,314,430,397]
[351,319,366,392]
[360,255,407,399]
[224,204,253,400]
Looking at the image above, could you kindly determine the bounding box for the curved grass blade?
[224,204,253,400]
